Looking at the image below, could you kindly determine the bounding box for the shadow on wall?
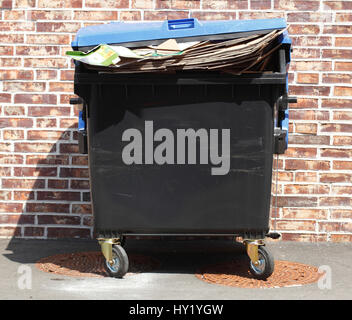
[4,123,94,258]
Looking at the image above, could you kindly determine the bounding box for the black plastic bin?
[70,18,296,279]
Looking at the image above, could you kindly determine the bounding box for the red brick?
[85,0,128,8]
[295,123,317,134]
[119,11,142,21]
[331,209,352,220]
[335,37,352,46]
[330,234,352,242]
[288,24,320,35]
[26,34,70,45]
[49,82,73,92]
[38,215,80,225]
[26,155,69,166]
[16,45,60,56]
[132,0,153,8]
[144,11,189,20]
[15,142,55,153]
[60,167,89,178]
[13,0,35,7]
[320,173,352,183]
[277,196,317,207]
[282,208,328,220]
[71,155,88,166]
[28,130,69,140]
[0,203,23,213]
[36,118,57,128]
[297,73,319,84]
[202,0,247,9]
[322,98,352,108]
[276,220,316,231]
[14,94,57,104]
[0,191,12,201]
[70,180,90,189]
[323,1,352,10]
[287,12,332,22]
[0,21,35,32]
[26,203,69,213]
[289,135,330,145]
[285,147,317,158]
[335,62,352,71]
[3,106,25,116]
[333,136,352,145]
[285,159,330,171]
[281,233,327,242]
[332,186,352,195]
[0,58,21,67]
[320,197,352,206]
[0,0,12,9]
[3,130,24,140]
[321,148,352,158]
[47,227,90,238]
[238,11,284,20]
[0,118,33,128]
[0,214,34,224]
[290,110,329,121]
[324,25,352,34]
[37,191,80,201]
[0,33,24,43]
[28,10,70,20]
[319,221,352,233]
[335,86,352,96]
[296,172,318,182]
[28,106,70,117]
[72,204,91,214]
[323,74,352,84]
[323,49,352,59]
[60,70,74,81]
[2,178,44,189]
[1,70,33,82]
[14,191,35,201]
[0,155,23,164]
[291,36,333,47]
[36,70,57,80]
[333,161,352,170]
[14,167,57,177]
[321,123,352,133]
[24,227,44,237]
[73,10,117,20]
[284,184,329,195]
[48,179,68,189]
[3,82,46,92]
[23,58,67,68]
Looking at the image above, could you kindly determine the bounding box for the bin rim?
[71,17,287,50]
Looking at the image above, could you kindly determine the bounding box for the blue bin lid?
[71,18,287,49]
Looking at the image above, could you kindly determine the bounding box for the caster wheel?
[104,244,129,278]
[249,246,274,280]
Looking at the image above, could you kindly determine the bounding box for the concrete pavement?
[0,238,351,300]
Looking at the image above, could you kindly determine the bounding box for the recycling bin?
[70,18,296,279]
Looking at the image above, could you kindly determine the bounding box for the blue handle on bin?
[165,18,199,30]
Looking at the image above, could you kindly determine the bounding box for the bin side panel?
[87,84,274,237]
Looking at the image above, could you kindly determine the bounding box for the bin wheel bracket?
[243,239,264,267]
[98,238,121,265]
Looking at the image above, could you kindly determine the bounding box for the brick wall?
[0,0,351,242]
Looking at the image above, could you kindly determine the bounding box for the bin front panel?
[87,83,274,236]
